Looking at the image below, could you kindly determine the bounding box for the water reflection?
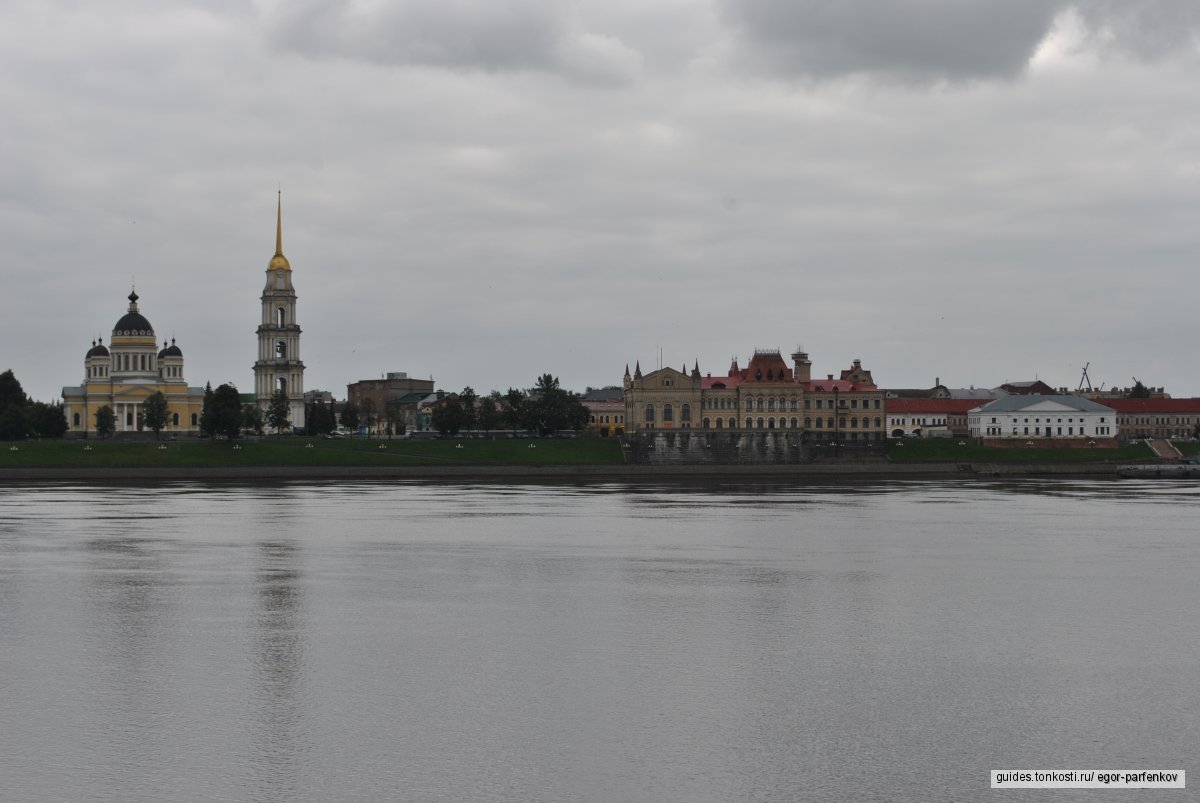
[249,541,308,803]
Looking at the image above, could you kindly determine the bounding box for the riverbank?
[0,461,1133,482]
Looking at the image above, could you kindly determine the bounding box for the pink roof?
[885,398,984,414]
[802,380,878,393]
[1101,398,1200,413]
[701,375,744,389]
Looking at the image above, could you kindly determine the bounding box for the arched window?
[766,369,773,380]
[191,413,198,426]
[756,397,764,411]
[728,417,736,430]
[757,417,765,429]
[851,417,859,428]
[644,404,655,422]
[276,340,287,359]
[277,307,286,327]
[875,417,882,428]
[768,417,775,429]
[702,417,710,429]
[815,417,823,428]
[790,398,798,411]
[663,404,673,422]
[839,417,846,429]
[715,418,723,429]
[828,417,835,429]
[767,398,775,412]
[791,417,798,429]
[746,398,753,411]
[172,412,179,426]
[73,412,80,427]
[680,404,691,422]
[746,417,753,429]
[804,417,811,428]
[277,377,287,394]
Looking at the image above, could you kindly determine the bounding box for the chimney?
[827,374,834,381]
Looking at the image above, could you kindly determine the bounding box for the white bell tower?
[254,192,306,430]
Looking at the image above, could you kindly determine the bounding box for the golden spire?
[268,190,291,271]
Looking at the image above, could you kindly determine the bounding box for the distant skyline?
[4,1,1200,403]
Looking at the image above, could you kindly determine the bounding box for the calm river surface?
[1,479,1198,802]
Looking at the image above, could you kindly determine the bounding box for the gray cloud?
[720,0,1200,82]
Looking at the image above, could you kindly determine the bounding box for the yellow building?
[62,290,205,435]
[624,349,887,443]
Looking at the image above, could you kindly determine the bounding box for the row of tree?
[430,374,590,436]
[0,370,68,439]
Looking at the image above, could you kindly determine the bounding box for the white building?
[968,395,1116,439]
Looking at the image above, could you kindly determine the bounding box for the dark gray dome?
[86,340,110,358]
[113,290,153,336]
[158,339,182,358]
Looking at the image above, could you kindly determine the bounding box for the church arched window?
[276,340,287,359]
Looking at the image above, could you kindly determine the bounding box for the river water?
[1,479,1197,802]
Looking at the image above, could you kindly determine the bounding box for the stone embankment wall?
[624,432,887,465]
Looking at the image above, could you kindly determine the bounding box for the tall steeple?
[255,191,305,430]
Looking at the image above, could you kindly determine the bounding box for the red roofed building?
[623,349,887,442]
[885,398,983,438]
[1101,398,1200,441]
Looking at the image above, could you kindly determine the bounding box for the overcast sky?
[4,0,1199,403]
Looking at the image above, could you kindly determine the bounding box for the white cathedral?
[253,192,306,430]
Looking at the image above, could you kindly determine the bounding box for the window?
[277,307,286,327]
[746,417,753,429]
[172,413,179,426]
[767,398,775,412]
[681,404,691,423]
[757,417,765,429]
[663,404,673,422]
[815,417,823,428]
[715,418,723,429]
[703,417,710,429]
[191,413,198,426]
[804,417,811,428]
[73,413,80,427]
[276,340,287,359]
[756,397,764,411]
[644,404,655,422]
[768,417,775,429]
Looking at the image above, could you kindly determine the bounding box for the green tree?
[242,403,265,436]
[459,387,478,431]
[95,405,116,438]
[141,392,169,439]
[0,369,29,439]
[305,399,335,437]
[0,369,27,413]
[19,401,67,438]
[267,389,291,434]
[199,382,215,437]
[340,400,360,432]
[500,388,528,433]
[527,374,590,435]
[1129,380,1151,399]
[210,384,244,440]
[477,394,501,432]
[431,395,466,436]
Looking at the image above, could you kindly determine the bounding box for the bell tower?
[254,191,306,430]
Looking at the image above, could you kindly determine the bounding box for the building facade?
[623,348,886,442]
[1103,398,1200,441]
[62,291,205,435]
[254,192,306,431]
[968,395,1116,440]
[347,372,436,435]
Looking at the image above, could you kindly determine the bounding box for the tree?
[340,400,360,431]
[242,403,265,436]
[431,396,467,436]
[267,388,291,434]
[1129,381,1151,399]
[0,369,28,439]
[95,405,116,438]
[210,384,244,440]
[141,392,169,439]
[361,398,376,437]
[500,388,529,433]
[305,399,335,437]
[26,402,68,438]
[526,374,590,435]
[477,394,501,432]
[199,382,216,437]
[0,369,27,413]
[459,387,478,431]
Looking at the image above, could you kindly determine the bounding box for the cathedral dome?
[86,340,109,358]
[158,339,183,358]
[113,291,154,336]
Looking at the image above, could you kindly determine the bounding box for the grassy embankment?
[885,438,1155,464]
[1173,441,1200,458]
[0,437,625,468]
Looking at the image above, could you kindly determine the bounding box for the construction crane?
[1078,363,1094,393]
